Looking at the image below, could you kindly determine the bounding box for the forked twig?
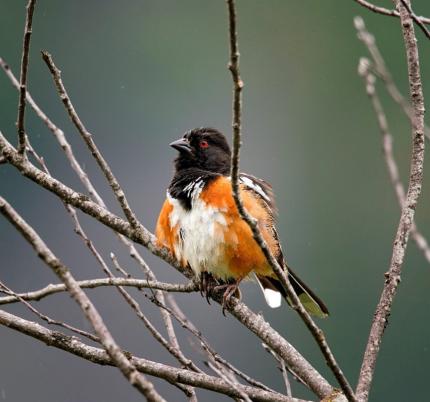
[353,0,430,24]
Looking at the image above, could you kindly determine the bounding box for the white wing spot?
[240,176,270,202]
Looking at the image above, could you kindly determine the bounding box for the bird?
[155,127,328,317]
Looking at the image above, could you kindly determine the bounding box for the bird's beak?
[169,137,192,154]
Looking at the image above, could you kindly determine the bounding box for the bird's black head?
[170,128,231,175]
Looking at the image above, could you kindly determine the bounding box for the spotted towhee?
[156,128,328,317]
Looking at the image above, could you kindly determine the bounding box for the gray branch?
[356,1,426,400]
[16,0,37,155]
[353,0,430,24]
[0,277,197,305]
[0,309,305,402]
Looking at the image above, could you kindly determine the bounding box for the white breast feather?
[167,187,231,278]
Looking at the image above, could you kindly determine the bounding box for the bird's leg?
[199,271,217,304]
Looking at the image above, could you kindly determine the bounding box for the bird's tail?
[256,266,329,318]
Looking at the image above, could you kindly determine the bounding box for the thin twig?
[16,0,37,155]
[354,16,430,140]
[111,253,131,277]
[207,361,252,402]
[225,1,354,401]
[41,51,139,229]
[262,344,293,397]
[0,57,107,204]
[356,1,426,400]
[0,197,165,402]
[359,58,430,264]
[262,343,308,390]
[1,57,155,279]
[0,278,197,306]
[280,359,293,398]
[353,0,430,24]
[0,280,99,342]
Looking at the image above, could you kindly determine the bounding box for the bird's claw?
[200,272,217,304]
[213,282,241,316]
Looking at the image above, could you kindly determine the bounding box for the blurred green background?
[1,1,430,401]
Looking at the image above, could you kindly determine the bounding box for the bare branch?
[262,343,308,391]
[111,254,184,359]
[16,0,37,155]
[280,359,293,398]
[0,131,180,268]
[0,197,165,402]
[41,51,139,229]
[1,57,107,205]
[353,0,430,24]
[0,280,98,342]
[0,277,196,306]
[111,253,131,277]
[225,2,354,401]
[262,344,293,397]
[356,1,426,400]
[0,309,302,402]
[207,361,252,402]
[226,0,243,194]
[358,58,430,264]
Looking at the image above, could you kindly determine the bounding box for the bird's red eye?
[200,140,209,149]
